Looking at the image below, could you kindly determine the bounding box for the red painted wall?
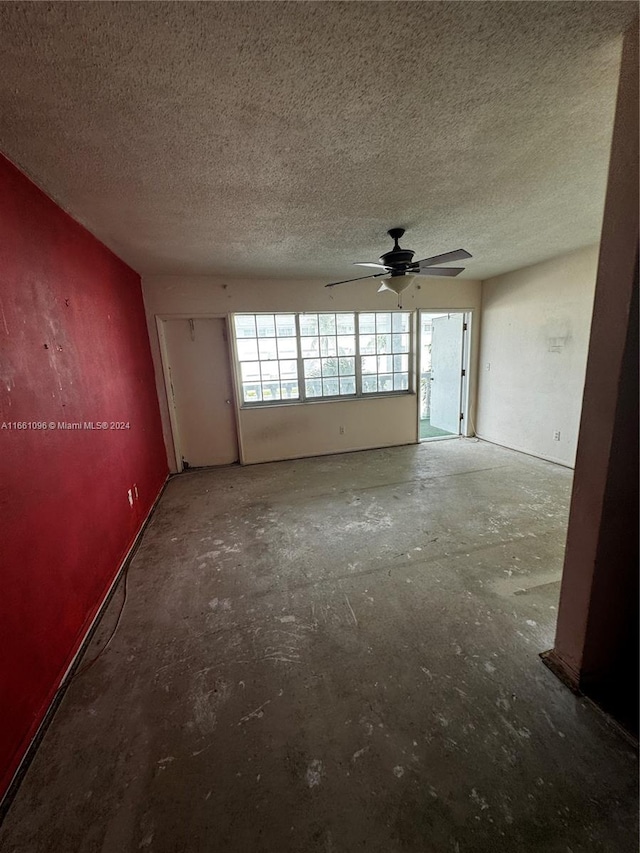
[0,154,168,798]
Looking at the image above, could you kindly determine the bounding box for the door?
[163,318,238,468]
[430,314,464,434]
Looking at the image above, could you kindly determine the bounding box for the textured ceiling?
[0,1,636,281]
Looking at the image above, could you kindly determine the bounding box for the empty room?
[0,3,637,852]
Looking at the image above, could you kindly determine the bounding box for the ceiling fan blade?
[354,262,388,269]
[416,249,472,268]
[415,266,465,277]
[325,272,386,288]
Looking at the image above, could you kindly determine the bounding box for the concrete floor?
[1,440,637,852]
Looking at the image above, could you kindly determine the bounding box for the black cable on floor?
[69,557,131,682]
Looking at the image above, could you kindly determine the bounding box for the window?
[300,313,357,399]
[359,312,410,393]
[234,313,299,403]
[233,311,412,405]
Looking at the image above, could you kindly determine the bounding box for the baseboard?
[240,439,418,466]
[474,435,575,469]
[540,649,639,750]
[0,474,170,825]
[540,648,581,692]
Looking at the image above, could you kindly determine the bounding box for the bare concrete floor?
[1,440,637,852]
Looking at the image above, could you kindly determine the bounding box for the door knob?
[225,399,232,404]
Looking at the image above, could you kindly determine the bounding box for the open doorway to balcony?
[419,311,469,441]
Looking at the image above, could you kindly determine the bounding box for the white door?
[430,314,464,434]
[163,318,238,468]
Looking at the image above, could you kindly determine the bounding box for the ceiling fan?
[325,228,472,306]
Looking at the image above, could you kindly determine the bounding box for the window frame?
[232,310,415,408]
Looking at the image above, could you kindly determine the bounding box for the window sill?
[239,391,417,410]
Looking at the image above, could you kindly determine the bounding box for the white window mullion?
[295,313,306,402]
[409,311,415,394]
[355,312,363,397]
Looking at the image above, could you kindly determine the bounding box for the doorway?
[160,317,239,470]
[419,312,468,441]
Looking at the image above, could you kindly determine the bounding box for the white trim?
[241,439,417,466]
[156,316,184,473]
[460,312,474,438]
[239,389,414,410]
[156,314,240,471]
[225,314,246,465]
[416,308,476,443]
[155,312,230,320]
[475,435,575,469]
[413,309,421,443]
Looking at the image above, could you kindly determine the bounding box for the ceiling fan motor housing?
[379,227,415,273]
[379,249,415,270]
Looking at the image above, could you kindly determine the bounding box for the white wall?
[142,275,482,469]
[476,245,598,467]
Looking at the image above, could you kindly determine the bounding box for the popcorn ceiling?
[0,1,634,280]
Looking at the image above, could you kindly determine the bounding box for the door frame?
[156,314,244,472]
[416,309,475,443]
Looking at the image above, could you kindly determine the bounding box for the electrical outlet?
[553,430,561,441]
[485,363,491,371]
[339,425,345,435]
